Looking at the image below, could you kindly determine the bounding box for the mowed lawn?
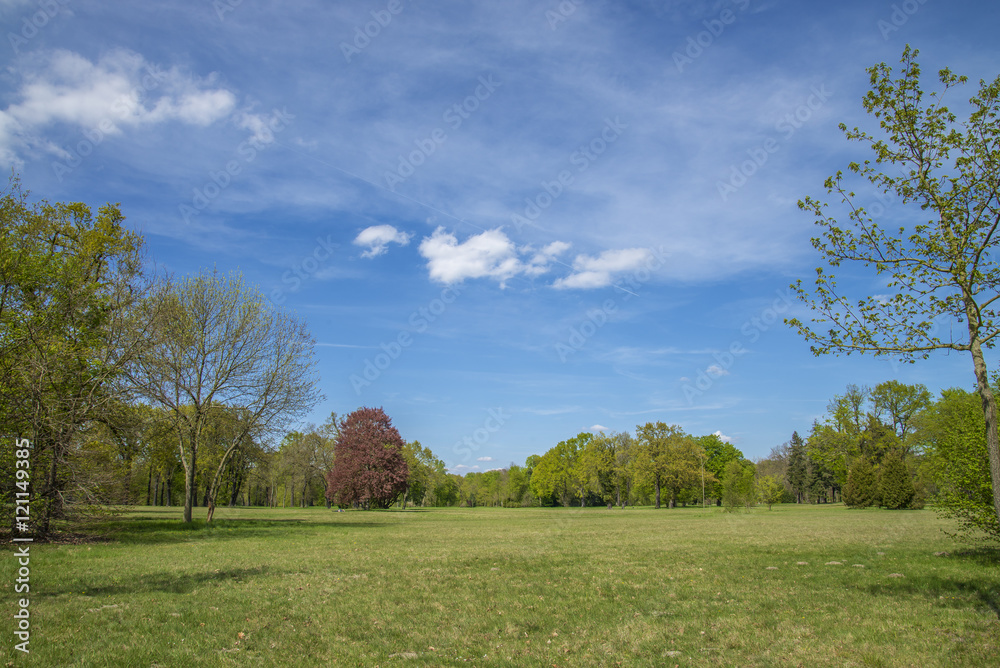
[2,504,998,666]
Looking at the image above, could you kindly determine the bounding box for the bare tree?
[129,269,321,522]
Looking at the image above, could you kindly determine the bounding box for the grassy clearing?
[2,504,998,666]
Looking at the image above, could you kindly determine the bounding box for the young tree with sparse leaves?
[129,269,321,523]
[787,46,1000,530]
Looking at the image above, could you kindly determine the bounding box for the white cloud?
[706,364,730,377]
[354,224,413,259]
[0,49,237,163]
[476,456,494,462]
[712,430,732,443]
[419,227,525,287]
[525,240,571,277]
[553,247,655,289]
[450,464,480,472]
[590,424,609,431]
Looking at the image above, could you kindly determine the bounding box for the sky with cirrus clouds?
[2,0,997,471]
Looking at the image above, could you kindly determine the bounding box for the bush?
[843,457,878,508]
[878,453,915,510]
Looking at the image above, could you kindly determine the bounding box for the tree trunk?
[183,461,195,521]
[654,477,661,509]
[969,335,1000,525]
[146,465,153,506]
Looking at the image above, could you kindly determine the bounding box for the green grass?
[2,504,998,666]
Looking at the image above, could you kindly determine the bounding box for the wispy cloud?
[553,248,655,289]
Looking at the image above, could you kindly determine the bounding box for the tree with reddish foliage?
[325,407,409,509]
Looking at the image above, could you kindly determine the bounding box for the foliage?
[635,422,705,509]
[786,431,809,503]
[758,475,785,510]
[842,457,878,508]
[722,459,756,512]
[878,452,916,510]
[528,432,592,507]
[786,44,1000,537]
[918,387,999,542]
[699,434,743,503]
[0,178,150,534]
[325,407,408,509]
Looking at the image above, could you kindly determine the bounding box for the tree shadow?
[862,552,1000,620]
[105,516,387,545]
[44,566,274,597]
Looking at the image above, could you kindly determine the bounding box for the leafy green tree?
[858,415,902,464]
[786,46,1000,533]
[871,380,931,450]
[699,434,743,505]
[1,179,151,534]
[843,457,878,508]
[917,387,999,540]
[635,423,703,508]
[878,452,916,509]
[806,423,855,492]
[529,433,592,507]
[722,459,756,512]
[758,475,785,510]
[582,432,630,507]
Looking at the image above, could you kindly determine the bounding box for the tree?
[699,434,744,505]
[842,456,878,508]
[722,459,756,512]
[634,423,703,508]
[871,380,931,449]
[129,269,320,522]
[529,433,591,507]
[1,179,152,534]
[325,407,408,509]
[917,387,999,540]
[878,452,916,510]
[786,431,809,503]
[786,46,1000,532]
[758,475,785,510]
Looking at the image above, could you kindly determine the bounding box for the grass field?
[2,504,998,666]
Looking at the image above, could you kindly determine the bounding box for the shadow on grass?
[864,560,1000,620]
[46,566,274,598]
[107,517,388,545]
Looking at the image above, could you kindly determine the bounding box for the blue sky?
[3,0,998,471]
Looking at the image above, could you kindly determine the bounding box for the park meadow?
[2,503,998,667]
